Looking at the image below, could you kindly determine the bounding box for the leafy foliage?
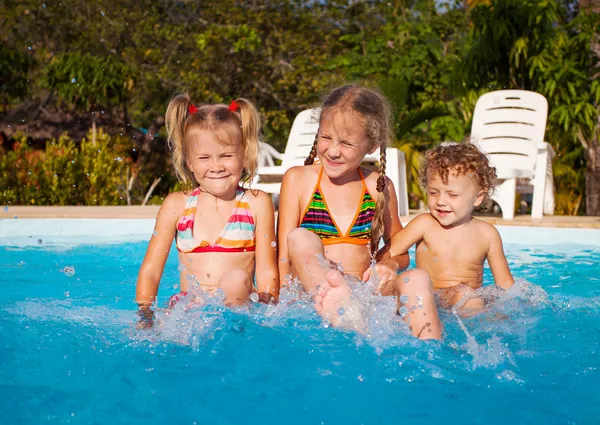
[0,0,598,213]
[0,130,129,205]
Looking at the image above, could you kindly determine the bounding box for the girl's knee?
[287,228,322,256]
[395,269,433,296]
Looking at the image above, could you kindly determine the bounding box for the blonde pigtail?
[370,146,387,257]
[165,93,197,189]
[235,98,261,184]
[304,136,318,165]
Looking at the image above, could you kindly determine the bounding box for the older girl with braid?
[135,94,279,328]
[278,85,441,340]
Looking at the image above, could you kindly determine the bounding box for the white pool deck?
[1,206,599,247]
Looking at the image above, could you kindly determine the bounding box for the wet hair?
[165,93,261,189]
[419,141,497,206]
[304,84,393,257]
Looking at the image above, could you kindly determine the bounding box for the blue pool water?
[0,220,599,424]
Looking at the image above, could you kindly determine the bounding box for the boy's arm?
[276,167,303,286]
[252,190,279,303]
[486,225,514,289]
[135,193,180,326]
[388,214,429,258]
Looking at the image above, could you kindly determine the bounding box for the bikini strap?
[316,166,324,187]
[357,167,365,183]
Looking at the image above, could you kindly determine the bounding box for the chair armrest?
[495,168,533,179]
[537,142,555,157]
[258,142,284,160]
[257,166,287,176]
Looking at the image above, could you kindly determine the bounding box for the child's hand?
[136,307,154,329]
[362,259,399,288]
[257,292,278,304]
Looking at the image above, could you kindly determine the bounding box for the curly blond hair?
[419,142,497,204]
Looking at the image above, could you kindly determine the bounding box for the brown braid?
[304,135,318,165]
[370,146,387,257]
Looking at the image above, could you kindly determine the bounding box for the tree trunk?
[586,139,600,215]
[580,0,600,215]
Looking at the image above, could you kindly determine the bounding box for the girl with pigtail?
[277,84,441,340]
[135,94,279,328]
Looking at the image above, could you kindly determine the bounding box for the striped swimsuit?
[300,167,376,245]
[176,187,256,253]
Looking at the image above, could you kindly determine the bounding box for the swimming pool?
[1,219,599,424]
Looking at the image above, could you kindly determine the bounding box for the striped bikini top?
[176,187,255,253]
[299,167,376,245]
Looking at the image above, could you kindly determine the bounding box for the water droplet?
[100,10,105,16]
[64,291,70,297]
[399,295,409,303]
[357,374,364,382]
[115,156,122,162]
[27,46,32,51]
[37,239,43,244]
[399,306,409,317]
[71,77,76,83]
[43,3,46,7]
[3,206,8,212]
[178,264,186,272]
[62,266,75,277]
[270,241,277,248]
[403,277,410,283]
[17,261,25,267]
[249,293,259,303]
[152,230,158,236]
[13,215,18,219]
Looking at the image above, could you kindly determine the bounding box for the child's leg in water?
[380,269,442,340]
[287,228,354,325]
[437,284,485,317]
[218,269,253,306]
[287,228,331,293]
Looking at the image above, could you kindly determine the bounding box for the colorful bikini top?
[299,167,376,245]
[176,187,256,253]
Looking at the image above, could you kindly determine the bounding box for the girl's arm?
[485,224,514,289]
[252,190,279,303]
[277,167,303,286]
[135,193,181,326]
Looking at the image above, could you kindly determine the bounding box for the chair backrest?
[281,108,382,167]
[280,109,321,168]
[471,90,548,171]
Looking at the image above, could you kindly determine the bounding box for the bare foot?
[314,269,353,326]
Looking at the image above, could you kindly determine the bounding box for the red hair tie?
[228,100,240,112]
[187,104,198,114]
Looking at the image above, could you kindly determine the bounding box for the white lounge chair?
[470,90,555,220]
[254,109,409,215]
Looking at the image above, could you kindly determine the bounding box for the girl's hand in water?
[362,259,399,288]
[136,307,154,329]
[257,292,278,304]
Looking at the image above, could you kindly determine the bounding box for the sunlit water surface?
[1,235,599,424]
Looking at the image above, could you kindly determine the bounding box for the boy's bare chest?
[418,227,487,264]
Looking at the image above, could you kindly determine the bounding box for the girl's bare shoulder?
[161,191,187,211]
[244,188,275,213]
[282,164,321,191]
